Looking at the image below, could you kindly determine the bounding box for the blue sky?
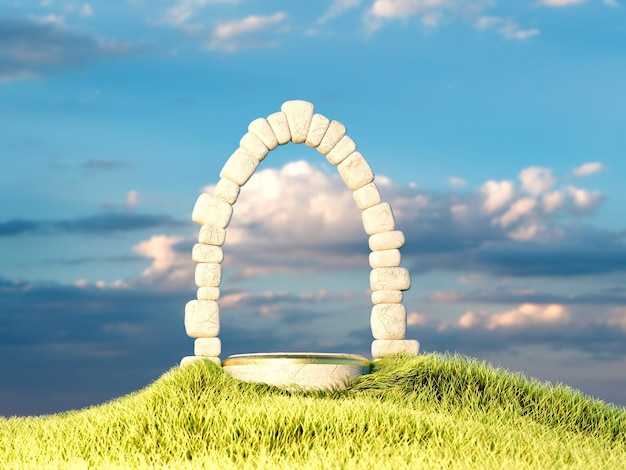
[1,0,625,416]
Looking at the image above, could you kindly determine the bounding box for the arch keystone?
[281,100,314,144]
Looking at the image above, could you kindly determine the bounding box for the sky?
[0,0,625,416]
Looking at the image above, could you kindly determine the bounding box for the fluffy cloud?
[132,235,193,289]
[475,16,539,40]
[519,167,556,196]
[480,180,515,213]
[317,0,362,24]
[565,185,603,213]
[538,0,587,6]
[0,17,130,83]
[206,12,288,51]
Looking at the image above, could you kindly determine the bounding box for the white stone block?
[192,244,224,263]
[371,340,419,359]
[371,304,407,340]
[371,290,403,304]
[337,152,374,191]
[368,230,405,251]
[317,120,347,155]
[185,300,220,338]
[248,117,278,151]
[214,177,240,205]
[197,287,220,300]
[240,132,269,161]
[370,267,411,291]
[180,356,221,367]
[326,135,356,166]
[281,100,314,144]
[267,111,291,145]
[220,148,260,186]
[194,337,222,357]
[191,193,233,228]
[353,182,382,210]
[305,114,330,148]
[362,202,395,235]
[369,249,401,268]
[195,263,222,287]
[198,225,226,246]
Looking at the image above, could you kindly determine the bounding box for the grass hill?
[1,353,625,469]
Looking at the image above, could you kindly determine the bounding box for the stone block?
[368,230,405,251]
[362,202,395,235]
[267,111,291,145]
[192,244,224,263]
[248,117,278,151]
[195,263,222,287]
[240,132,269,161]
[371,304,407,340]
[191,193,233,228]
[198,225,226,246]
[369,249,401,268]
[180,356,222,367]
[220,148,260,186]
[197,287,220,300]
[317,120,347,155]
[305,114,330,148]
[371,290,403,304]
[371,340,419,359]
[215,177,240,205]
[370,267,411,291]
[337,152,374,191]
[281,100,314,144]
[353,182,382,210]
[194,337,222,357]
[326,135,356,166]
[185,300,220,338]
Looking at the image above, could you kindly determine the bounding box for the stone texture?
[191,193,233,228]
[192,244,224,263]
[337,152,374,191]
[368,230,405,251]
[215,177,240,205]
[371,339,420,359]
[248,117,278,151]
[266,111,291,145]
[180,356,221,367]
[195,263,222,287]
[371,290,403,304]
[281,100,314,144]
[369,249,401,268]
[184,300,220,338]
[326,135,357,166]
[197,287,220,300]
[370,267,411,291]
[370,303,407,340]
[198,225,226,246]
[239,132,269,161]
[317,120,347,155]
[305,114,330,148]
[353,182,382,210]
[362,202,396,235]
[194,337,222,357]
[220,148,260,186]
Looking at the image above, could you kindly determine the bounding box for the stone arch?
[181,100,420,367]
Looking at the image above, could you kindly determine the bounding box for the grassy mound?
[1,353,625,469]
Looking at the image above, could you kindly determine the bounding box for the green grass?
[1,353,625,469]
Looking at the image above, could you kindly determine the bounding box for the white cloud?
[607,307,626,332]
[365,0,468,33]
[132,235,192,288]
[487,303,570,329]
[80,3,94,17]
[541,190,565,214]
[317,0,361,25]
[475,16,539,40]
[206,12,288,51]
[507,223,539,241]
[160,0,224,29]
[407,311,428,326]
[519,167,556,196]
[566,185,603,213]
[126,190,139,208]
[458,311,481,328]
[480,180,515,213]
[538,0,587,6]
[572,162,604,177]
[498,197,537,228]
[449,176,466,187]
